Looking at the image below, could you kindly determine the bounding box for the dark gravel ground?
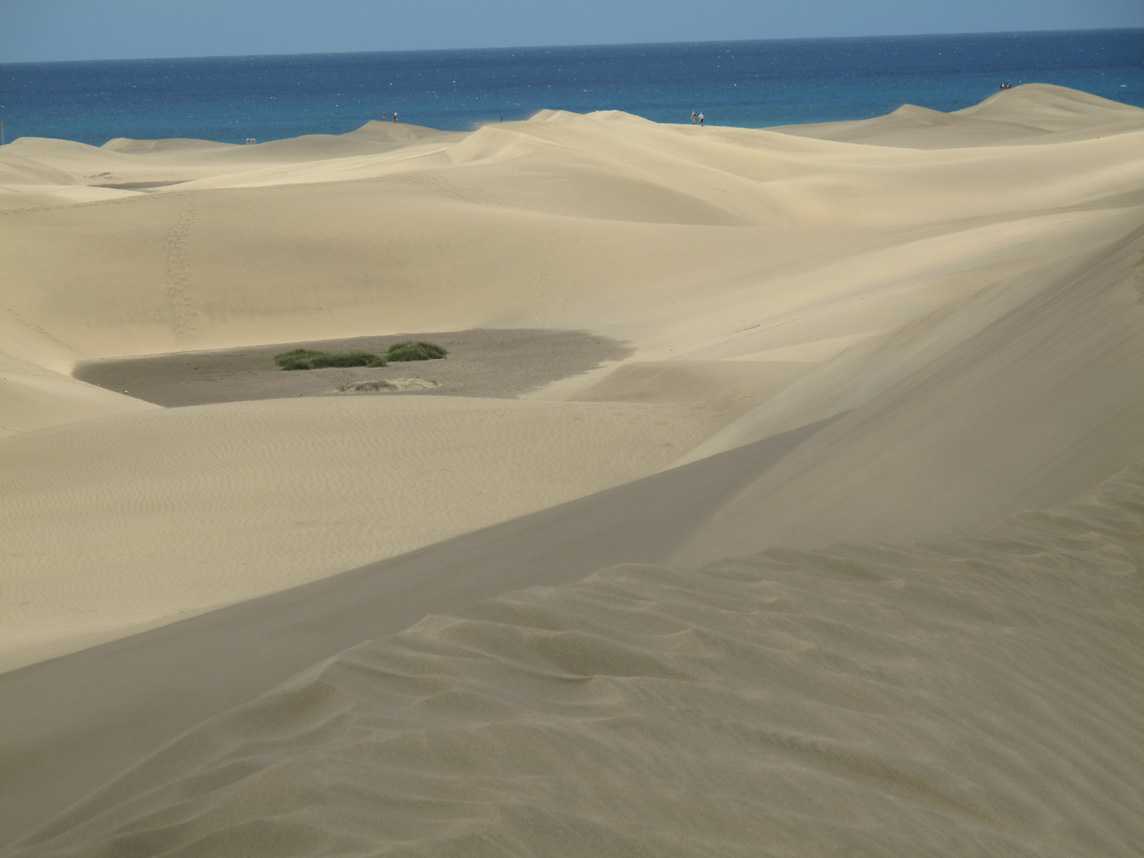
[74,329,632,408]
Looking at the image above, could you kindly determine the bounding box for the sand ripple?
[10,465,1141,857]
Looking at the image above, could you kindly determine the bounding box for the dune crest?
[775,82,1144,148]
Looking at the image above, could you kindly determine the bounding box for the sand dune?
[7,464,1142,857]
[1,84,1142,852]
[776,82,1144,147]
[0,395,721,669]
[671,221,1144,557]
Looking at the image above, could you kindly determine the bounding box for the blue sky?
[2,0,1142,62]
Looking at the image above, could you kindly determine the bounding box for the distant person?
[393,112,399,122]
[382,112,387,120]
[698,112,705,126]
[692,110,697,124]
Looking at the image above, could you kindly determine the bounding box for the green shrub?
[275,349,387,370]
[275,349,320,370]
[385,341,448,362]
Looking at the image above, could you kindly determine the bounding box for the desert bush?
[385,341,448,362]
[275,349,387,370]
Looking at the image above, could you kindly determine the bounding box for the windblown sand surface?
[1,84,1142,854]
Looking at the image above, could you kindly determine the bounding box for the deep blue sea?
[1,29,1141,146]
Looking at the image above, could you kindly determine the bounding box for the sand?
[1,84,1142,854]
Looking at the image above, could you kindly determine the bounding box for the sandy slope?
[0,396,720,669]
[9,464,1141,857]
[1,84,1142,853]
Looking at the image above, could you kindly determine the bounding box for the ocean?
[1,29,1142,146]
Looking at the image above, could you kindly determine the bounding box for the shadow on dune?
[7,458,1142,857]
[0,416,837,844]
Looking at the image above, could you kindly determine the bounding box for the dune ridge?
[1,84,1143,852]
[774,82,1144,147]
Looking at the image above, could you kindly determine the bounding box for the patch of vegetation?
[275,349,387,371]
[385,341,449,362]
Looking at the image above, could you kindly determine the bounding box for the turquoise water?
[1,29,1141,145]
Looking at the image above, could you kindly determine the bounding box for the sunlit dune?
[2,84,1142,855]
